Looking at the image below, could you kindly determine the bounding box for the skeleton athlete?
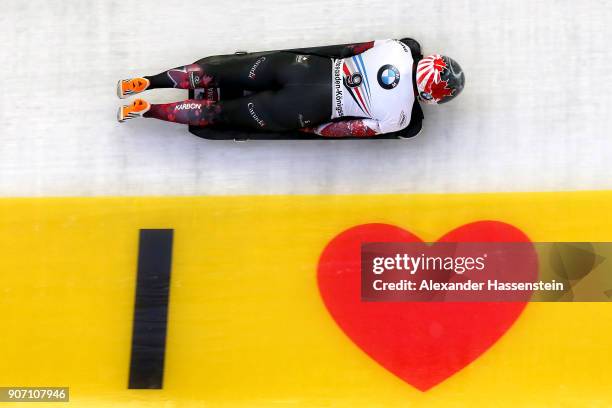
[117,38,465,138]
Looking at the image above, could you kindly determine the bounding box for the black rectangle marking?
[128,229,174,389]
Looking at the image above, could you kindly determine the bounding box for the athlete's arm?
[301,119,381,137]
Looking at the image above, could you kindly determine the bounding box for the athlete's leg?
[120,54,333,131]
[118,52,299,98]
[147,52,288,90]
[137,93,293,131]
[140,99,222,127]
[139,81,331,132]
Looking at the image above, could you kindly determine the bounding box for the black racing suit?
[142,39,424,138]
[145,52,332,132]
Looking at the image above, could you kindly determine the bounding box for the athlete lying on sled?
[116,38,465,140]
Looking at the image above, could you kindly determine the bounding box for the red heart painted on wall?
[317,221,534,391]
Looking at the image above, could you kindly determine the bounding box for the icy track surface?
[1,0,611,196]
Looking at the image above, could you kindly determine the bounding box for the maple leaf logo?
[432,56,447,75]
[430,79,453,102]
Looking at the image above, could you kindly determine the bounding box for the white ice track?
[0,0,611,197]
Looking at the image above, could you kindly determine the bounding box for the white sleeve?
[378,116,406,134]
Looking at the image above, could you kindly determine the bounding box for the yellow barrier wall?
[0,192,610,407]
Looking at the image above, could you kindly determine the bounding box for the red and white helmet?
[416,54,465,105]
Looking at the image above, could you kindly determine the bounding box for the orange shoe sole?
[117,77,150,99]
[117,99,151,123]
